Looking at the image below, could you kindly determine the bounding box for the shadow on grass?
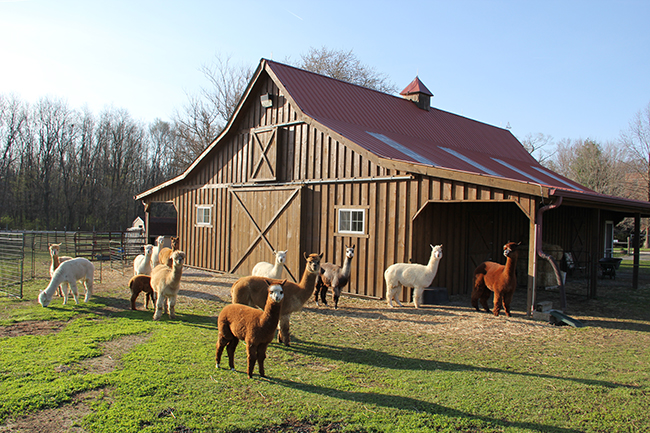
[282,339,639,391]
[269,376,583,433]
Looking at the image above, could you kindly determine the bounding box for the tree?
[546,138,625,196]
[293,47,397,94]
[620,101,650,202]
[519,132,555,165]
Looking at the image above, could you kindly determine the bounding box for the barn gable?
[137,58,650,313]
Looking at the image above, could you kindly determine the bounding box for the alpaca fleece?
[471,241,521,317]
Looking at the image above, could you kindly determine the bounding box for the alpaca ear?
[319,252,324,259]
[303,252,308,260]
[279,279,287,285]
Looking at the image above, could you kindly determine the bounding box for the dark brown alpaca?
[216,280,285,378]
[128,274,156,310]
[471,242,521,317]
[231,252,322,346]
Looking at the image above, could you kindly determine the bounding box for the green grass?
[1,267,650,432]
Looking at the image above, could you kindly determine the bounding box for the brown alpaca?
[231,252,322,346]
[151,250,185,320]
[471,242,521,317]
[128,274,156,310]
[216,280,286,378]
[158,236,179,267]
[49,243,72,297]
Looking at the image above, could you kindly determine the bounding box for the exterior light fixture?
[260,93,273,108]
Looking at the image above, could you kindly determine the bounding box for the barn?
[136,58,650,314]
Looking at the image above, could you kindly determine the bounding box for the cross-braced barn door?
[249,128,278,182]
[466,211,495,286]
[228,186,301,281]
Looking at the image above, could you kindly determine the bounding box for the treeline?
[0,95,184,231]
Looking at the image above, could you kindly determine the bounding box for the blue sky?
[1,0,649,146]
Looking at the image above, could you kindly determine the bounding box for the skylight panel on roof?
[530,166,584,191]
[492,158,546,184]
[439,147,500,176]
[366,132,437,166]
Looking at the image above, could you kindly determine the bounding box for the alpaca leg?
[503,290,514,317]
[321,286,329,306]
[83,278,93,302]
[61,282,70,305]
[153,294,165,320]
[130,290,138,310]
[278,314,291,346]
[470,284,482,311]
[413,287,424,309]
[246,343,258,378]
[479,287,491,313]
[333,286,340,309]
[168,296,177,319]
[257,344,268,378]
[215,336,227,368]
[492,292,504,316]
[69,282,80,304]
[226,339,239,370]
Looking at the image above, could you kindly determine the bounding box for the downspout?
[532,196,566,313]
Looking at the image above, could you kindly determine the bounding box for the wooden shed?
[136,59,650,314]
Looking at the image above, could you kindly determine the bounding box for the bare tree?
[620,101,650,202]
[172,54,253,169]
[547,138,625,196]
[293,47,398,94]
[519,132,555,165]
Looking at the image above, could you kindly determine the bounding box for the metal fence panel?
[0,232,24,298]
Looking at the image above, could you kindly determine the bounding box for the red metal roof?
[266,59,588,193]
[400,76,433,96]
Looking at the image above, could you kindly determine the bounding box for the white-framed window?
[338,208,365,234]
[196,205,212,226]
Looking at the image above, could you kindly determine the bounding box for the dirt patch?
[0,389,105,433]
[0,320,67,338]
[78,332,151,374]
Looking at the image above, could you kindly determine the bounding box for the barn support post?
[633,212,640,290]
[526,211,537,318]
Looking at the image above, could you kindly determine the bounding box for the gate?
[228,186,302,281]
[0,232,24,298]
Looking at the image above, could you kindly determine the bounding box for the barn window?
[338,209,365,234]
[196,205,212,226]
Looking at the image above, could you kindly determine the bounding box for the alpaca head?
[274,250,287,265]
[303,252,323,274]
[430,244,443,260]
[171,236,179,250]
[503,242,521,258]
[38,290,52,307]
[345,245,355,259]
[266,280,286,304]
[144,244,153,255]
[156,236,165,246]
[170,250,186,267]
[49,243,61,258]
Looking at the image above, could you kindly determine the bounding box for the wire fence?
[0,230,147,298]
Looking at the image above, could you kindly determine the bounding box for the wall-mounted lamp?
[260,93,273,108]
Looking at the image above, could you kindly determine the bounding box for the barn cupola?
[400,77,433,111]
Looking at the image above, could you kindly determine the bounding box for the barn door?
[228,186,301,281]
[249,128,278,182]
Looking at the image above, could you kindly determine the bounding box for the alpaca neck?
[427,252,441,274]
[169,264,183,283]
[51,254,60,270]
[298,268,319,301]
[504,252,519,275]
[341,255,353,277]
[262,300,282,325]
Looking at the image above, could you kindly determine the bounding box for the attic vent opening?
[400,77,433,111]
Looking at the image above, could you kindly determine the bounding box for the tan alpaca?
[151,250,185,320]
[158,236,179,266]
[49,243,72,297]
[231,252,322,346]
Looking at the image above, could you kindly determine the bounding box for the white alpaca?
[39,258,95,307]
[384,244,443,309]
[133,244,154,276]
[151,236,165,268]
[251,250,287,279]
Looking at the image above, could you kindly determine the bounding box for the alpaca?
[384,244,443,309]
[49,243,72,297]
[39,258,94,307]
[314,244,355,309]
[231,252,322,346]
[151,250,186,320]
[158,236,179,266]
[251,249,288,279]
[133,244,154,276]
[216,280,286,378]
[151,236,165,268]
[471,241,521,317]
[128,274,156,310]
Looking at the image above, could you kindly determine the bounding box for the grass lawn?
[0,256,649,433]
